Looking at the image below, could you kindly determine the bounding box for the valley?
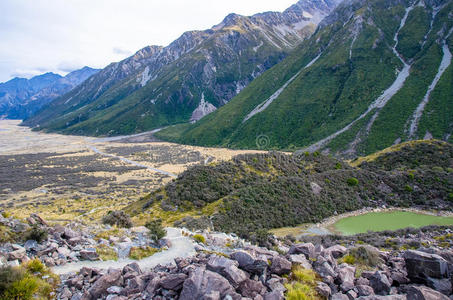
[0,120,262,223]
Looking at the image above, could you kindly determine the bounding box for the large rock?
[288,254,312,270]
[325,245,347,259]
[179,266,241,300]
[80,249,99,261]
[315,282,331,298]
[289,243,315,259]
[160,273,188,291]
[207,255,248,288]
[369,271,391,296]
[404,250,448,282]
[337,265,356,292]
[238,279,267,298]
[425,277,452,296]
[231,251,268,274]
[406,285,449,300]
[88,269,123,299]
[270,256,291,275]
[62,228,79,240]
[357,284,375,296]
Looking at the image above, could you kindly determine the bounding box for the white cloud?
[0,0,297,82]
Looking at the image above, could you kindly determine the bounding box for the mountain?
[23,0,341,135]
[125,140,453,242]
[157,0,453,157]
[0,67,100,120]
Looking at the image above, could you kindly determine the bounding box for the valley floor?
[0,120,262,223]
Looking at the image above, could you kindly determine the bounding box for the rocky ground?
[1,213,452,299]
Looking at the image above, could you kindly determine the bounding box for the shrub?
[347,246,382,267]
[102,211,133,228]
[291,266,317,285]
[145,219,166,241]
[340,254,356,265]
[347,177,359,186]
[129,246,160,260]
[96,245,118,261]
[24,226,48,243]
[285,282,319,300]
[404,185,413,192]
[25,259,46,274]
[335,163,342,170]
[193,234,206,244]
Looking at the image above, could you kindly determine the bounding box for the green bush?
[24,226,48,243]
[347,246,382,267]
[145,219,166,241]
[129,246,160,260]
[102,211,133,228]
[285,282,319,300]
[347,177,359,186]
[193,234,206,244]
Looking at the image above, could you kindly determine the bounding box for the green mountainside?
[157,0,453,157]
[24,0,340,136]
[125,140,453,243]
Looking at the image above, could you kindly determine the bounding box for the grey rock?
[238,279,267,298]
[207,255,248,288]
[270,256,291,275]
[24,240,38,251]
[106,286,123,294]
[369,271,391,296]
[160,273,187,290]
[326,245,347,258]
[266,277,286,294]
[63,228,79,240]
[332,292,350,300]
[404,250,448,281]
[357,285,375,297]
[231,251,268,275]
[407,285,449,300]
[288,254,312,269]
[80,249,99,261]
[316,282,331,298]
[289,243,315,259]
[179,266,240,300]
[122,262,142,275]
[425,277,452,296]
[263,290,284,300]
[88,269,123,299]
[346,289,358,300]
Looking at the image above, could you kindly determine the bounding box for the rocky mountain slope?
[125,140,453,244]
[23,0,341,136]
[0,67,99,120]
[158,0,453,157]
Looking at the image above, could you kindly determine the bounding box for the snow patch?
[253,41,264,52]
[408,31,452,138]
[243,53,322,123]
[190,93,217,122]
[138,66,152,87]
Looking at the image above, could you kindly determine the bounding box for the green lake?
[332,211,453,235]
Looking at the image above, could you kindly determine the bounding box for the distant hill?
[125,140,453,243]
[23,0,341,136]
[0,67,99,120]
[157,0,453,157]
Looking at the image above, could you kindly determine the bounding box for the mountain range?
[16,0,453,158]
[0,67,99,120]
[22,0,341,135]
[157,0,453,156]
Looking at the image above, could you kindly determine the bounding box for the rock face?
[407,285,450,300]
[88,269,123,299]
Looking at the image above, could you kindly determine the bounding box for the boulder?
[80,249,99,261]
[122,262,141,275]
[207,255,248,288]
[406,285,449,300]
[404,250,448,282]
[106,286,123,294]
[63,228,79,240]
[288,243,315,259]
[8,248,26,260]
[326,245,347,259]
[331,292,349,300]
[160,273,188,290]
[231,251,268,275]
[179,267,241,300]
[270,256,291,275]
[263,290,284,300]
[88,269,123,299]
[288,254,312,270]
[24,240,38,251]
[238,279,267,298]
[266,277,286,294]
[315,282,331,298]
[369,271,391,296]
[425,277,452,296]
[357,284,375,296]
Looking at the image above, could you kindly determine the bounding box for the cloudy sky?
[0,0,297,83]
